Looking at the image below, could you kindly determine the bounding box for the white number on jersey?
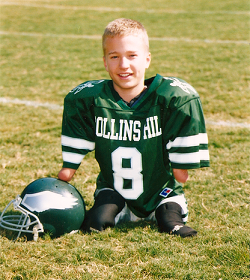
[111,147,143,199]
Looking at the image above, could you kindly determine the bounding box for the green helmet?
[0,177,85,241]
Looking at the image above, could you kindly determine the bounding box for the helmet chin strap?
[33,226,39,242]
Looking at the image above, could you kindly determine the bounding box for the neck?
[114,84,147,103]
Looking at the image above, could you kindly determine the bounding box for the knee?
[155,202,183,233]
[155,202,197,238]
[82,190,125,232]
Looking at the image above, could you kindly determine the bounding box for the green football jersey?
[61,74,209,217]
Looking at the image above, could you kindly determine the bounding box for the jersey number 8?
[111,147,143,200]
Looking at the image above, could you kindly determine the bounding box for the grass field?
[0,0,250,279]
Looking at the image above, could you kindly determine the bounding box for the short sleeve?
[61,93,96,170]
[165,97,210,169]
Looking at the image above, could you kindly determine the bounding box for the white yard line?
[149,36,249,45]
[0,2,249,15]
[0,97,249,128]
[205,120,250,129]
[0,31,102,40]
[0,97,63,110]
[0,31,248,45]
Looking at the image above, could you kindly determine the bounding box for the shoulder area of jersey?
[158,75,199,97]
[68,79,108,97]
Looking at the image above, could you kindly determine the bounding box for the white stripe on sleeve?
[62,152,85,164]
[61,135,95,150]
[169,150,209,164]
[166,133,208,150]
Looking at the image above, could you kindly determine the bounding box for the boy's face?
[103,34,151,100]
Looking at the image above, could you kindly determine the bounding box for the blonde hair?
[102,18,149,53]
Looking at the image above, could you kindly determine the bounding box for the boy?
[58,18,209,238]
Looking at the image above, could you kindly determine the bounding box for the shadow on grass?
[115,220,158,232]
[0,209,159,241]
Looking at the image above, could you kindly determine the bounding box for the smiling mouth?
[119,73,132,77]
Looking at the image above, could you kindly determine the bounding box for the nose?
[119,57,129,69]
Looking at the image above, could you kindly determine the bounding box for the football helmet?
[0,177,85,241]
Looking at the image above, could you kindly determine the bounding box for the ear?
[146,52,151,69]
[103,56,108,72]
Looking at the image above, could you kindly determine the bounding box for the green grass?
[0,0,250,279]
